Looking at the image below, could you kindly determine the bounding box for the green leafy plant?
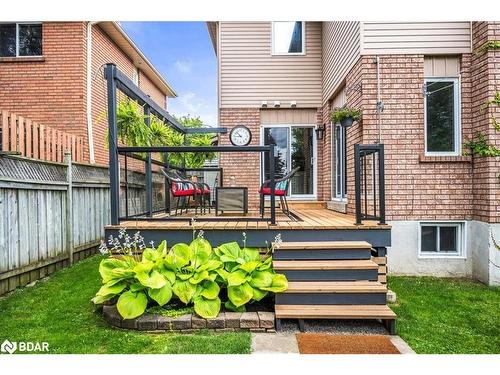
[93,231,288,320]
[476,40,500,54]
[330,106,362,124]
[213,242,288,312]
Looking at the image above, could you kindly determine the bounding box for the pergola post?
[105,63,120,225]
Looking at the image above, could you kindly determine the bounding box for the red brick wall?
[339,54,474,221]
[218,108,262,209]
[0,22,168,165]
[0,22,88,155]
[470,22,500,223]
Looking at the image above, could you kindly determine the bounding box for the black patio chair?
[170,169,211,214]
[161,168,199,215]
[259,167,300,219]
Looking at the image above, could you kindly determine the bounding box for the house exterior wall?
[322,22,361,104]
[0,22,169,165]
[218,21,323,108]
[0,22,88,154]
[360,22,472,55]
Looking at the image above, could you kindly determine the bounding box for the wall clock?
[229,125,252,146]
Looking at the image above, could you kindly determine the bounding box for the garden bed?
[102,304,275,332]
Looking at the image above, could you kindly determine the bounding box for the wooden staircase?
[273,241,396,334]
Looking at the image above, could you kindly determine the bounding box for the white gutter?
[86,21,98,164]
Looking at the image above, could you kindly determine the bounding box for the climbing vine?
[475,40,500,54]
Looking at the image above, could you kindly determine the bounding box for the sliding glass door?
[262,125,316,199]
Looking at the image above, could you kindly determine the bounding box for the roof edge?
[98,21,177,98]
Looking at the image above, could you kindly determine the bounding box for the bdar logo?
[1,339,17,354]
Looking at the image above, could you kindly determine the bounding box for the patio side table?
[215,187,248,216]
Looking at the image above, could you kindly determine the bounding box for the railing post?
[144,106,153,217]
[105,63,120,225]
[378,144,386,225]
[164,153,170,215]
[354,144,362,225]
[64,151,74,265]
[269,144,276,225]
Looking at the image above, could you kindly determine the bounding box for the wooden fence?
[0,154,109,294]
[0,154,166,295]
[0,109,84,163]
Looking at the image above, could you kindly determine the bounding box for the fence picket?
[39,124,45,160]
[18,116,25,156]
[32,122,39,159]
[1,110,9,151]
[25,119,32,158]
[10,113,17,152]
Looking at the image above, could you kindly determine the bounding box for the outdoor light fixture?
[315,124,326,141]
[290,101,297,107]
[273,101,281,108]
[261,101,268,108]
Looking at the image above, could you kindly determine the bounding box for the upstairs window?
[0,23,42,57]
[424,77,460,155]
[272,22,304,55]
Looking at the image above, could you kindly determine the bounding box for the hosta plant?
[213,242,288,312]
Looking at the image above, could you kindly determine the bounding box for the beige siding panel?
[219,22,322,108]
[322,22,361,104]
[361,22,471,55]
[260,109,318,125]
[424,56,460,77]
[331,87,346,108]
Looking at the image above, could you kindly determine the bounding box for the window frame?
[0,22,43,58]
[271,21,306,56]
[418,221,466,259]
[423,76,461,156]
[333,123,347,201]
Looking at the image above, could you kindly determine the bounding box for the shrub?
[330,106,362,124]
[93,232,288,319]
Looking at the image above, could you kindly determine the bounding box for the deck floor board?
[110,208,389,231]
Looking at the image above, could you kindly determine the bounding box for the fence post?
[269,144,276,225]
[64,151,74,265]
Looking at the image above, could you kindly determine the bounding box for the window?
[0,23,42,57]
[272,22,304,55]
[419,223,464,257]
[334,124,347,199]
[424,77,460,155]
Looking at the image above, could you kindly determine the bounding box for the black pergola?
[104,63,277,225]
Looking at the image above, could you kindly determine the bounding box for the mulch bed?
[296,334,400,354]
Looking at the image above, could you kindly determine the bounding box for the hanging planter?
[330,107,362,127]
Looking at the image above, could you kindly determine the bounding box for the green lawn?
[389,276,500,354]
[0,255,251,354]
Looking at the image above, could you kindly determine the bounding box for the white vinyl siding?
[361,22,472,55]
[322,22,360,104]
[219,22,322,108]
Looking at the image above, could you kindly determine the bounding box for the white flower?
[197,230,205,239]
[98,240,109,255]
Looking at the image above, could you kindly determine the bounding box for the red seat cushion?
[172,189,195,197]
[203,189,210,194]
[259,187,286,196]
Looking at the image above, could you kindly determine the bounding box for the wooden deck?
[108,208,390,231]
[105,207,391,249]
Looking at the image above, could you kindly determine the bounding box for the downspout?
[86,21,98,164]
[375,56,384,144]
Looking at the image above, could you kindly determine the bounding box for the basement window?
[0,23,42,57]
[419,222,465,258]
[272,22,305,55]
[424,77,461,156]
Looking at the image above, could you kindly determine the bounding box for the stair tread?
[282,281,387,293]
[274,241,372,250]
[273,260,378,270]
[275,304,397,319]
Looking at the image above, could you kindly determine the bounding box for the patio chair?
[170,169,211,214]
[259,167,300,218]
[161,168,199,215]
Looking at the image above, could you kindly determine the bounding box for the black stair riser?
[278,269,378,281]
[273,249,371,260]
[276,292,387,305]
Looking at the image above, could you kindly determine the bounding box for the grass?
[0,255,251,354]
[389,276,500,354]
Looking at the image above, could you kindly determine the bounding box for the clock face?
[230,125,252,146]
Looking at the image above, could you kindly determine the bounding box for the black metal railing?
[354,144,385,225]
[105,63,277,225]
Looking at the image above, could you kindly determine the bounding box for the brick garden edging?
[102,305,276,333]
